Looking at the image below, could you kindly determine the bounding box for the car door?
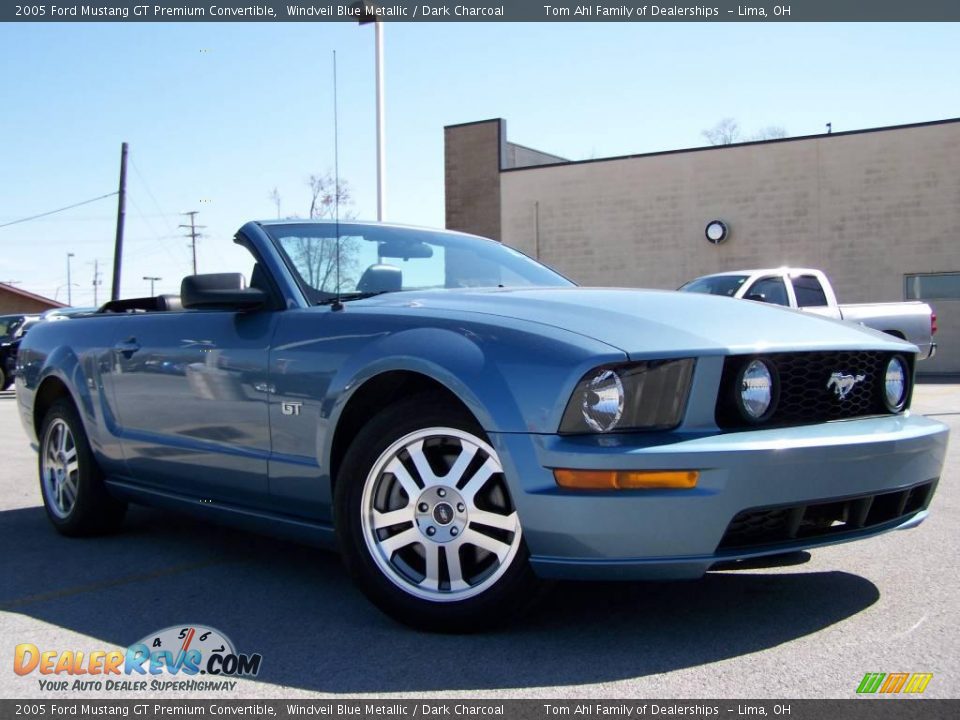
[107,308,276,507]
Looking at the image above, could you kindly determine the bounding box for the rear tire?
[38,399,127,536]
[335,392,540,632]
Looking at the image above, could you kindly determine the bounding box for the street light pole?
[357,4,386,221]
[143,276,161,295]
[66,252,75,306]
[374,20,385,221]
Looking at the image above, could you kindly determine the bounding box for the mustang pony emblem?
[827,372,866,400]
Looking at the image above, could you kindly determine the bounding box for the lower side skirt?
[105,478,338,550]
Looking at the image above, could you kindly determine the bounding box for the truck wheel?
[335,393,540,632]
[38,399,126,536]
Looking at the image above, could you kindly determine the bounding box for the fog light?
[581,369,624,432]
[738,359,776,422]
[884,356,908,411]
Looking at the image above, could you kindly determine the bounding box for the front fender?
[324,319,625,443]
[325,326,516,440]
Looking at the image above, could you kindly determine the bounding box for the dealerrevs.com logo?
[14,625,262,692]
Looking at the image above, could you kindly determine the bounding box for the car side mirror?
[181,273,267,311]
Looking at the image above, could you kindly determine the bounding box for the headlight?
[580,370,624,432]
[883,355,908,411]
[736,359,777,423]
[560,359,695,433]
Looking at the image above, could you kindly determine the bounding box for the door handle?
[113,338,141,358]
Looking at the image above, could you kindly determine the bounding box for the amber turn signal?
[553,469,699,490]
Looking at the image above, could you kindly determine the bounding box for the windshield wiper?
[316,291,392,306]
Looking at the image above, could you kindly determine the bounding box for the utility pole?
[92,260,103,306]
[143,276,161,295]
[66,252,75,306]
[179,211,205,275]
[269,187,281,219]
[111,142,128,301]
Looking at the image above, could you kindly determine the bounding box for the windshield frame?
[261,221,575,305]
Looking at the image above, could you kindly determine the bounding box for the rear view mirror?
[181,273,266,310]
[378,240,433,260]
[745,292,767,303]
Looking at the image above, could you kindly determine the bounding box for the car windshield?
[264,222,574,304]
[678,275,749,297]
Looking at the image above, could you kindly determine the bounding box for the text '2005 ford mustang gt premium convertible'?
[16,221,948,631]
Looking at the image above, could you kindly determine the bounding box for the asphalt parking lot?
[1,384,957,700]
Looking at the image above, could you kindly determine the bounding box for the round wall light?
[705,220,729,245]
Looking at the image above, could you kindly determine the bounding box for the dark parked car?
[0,314,25,338]
[1,314,40,390]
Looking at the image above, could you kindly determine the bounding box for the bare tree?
[306,172,354,220]
[702,118,742,145]
[268,187,282,219]
[751,126,787,141]
[703,118,788,145]
[286,173,360,294]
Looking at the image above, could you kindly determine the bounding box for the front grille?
[716,350,912,429]
[717,481,934,552]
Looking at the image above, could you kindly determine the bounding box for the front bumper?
[489,413,948,580]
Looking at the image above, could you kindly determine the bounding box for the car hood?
[354,287,914,358]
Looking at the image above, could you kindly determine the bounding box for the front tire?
[335,393,540,632]
[38,399,126,536]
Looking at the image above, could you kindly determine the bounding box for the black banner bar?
[4,1,960,23]
[1,700,957,720]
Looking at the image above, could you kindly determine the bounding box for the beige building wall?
[500,121,960,305]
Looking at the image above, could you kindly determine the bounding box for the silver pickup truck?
[680,268,937,360]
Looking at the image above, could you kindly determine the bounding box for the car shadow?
[2,505,879,693]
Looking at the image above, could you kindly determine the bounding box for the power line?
[0,192,118,229]
[129,195,190,271]
[130,159,192,266]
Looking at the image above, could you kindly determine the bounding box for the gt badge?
[827,372,866,400]
[281,401,302,416]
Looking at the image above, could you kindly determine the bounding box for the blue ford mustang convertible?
[16,221,949,631]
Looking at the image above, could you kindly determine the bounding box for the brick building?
[0,283,65,315]
[445,118,960,374]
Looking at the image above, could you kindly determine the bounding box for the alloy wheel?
[360,427,522,602]
[41,418,80,519]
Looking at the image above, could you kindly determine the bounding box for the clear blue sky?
[1,21,958,304]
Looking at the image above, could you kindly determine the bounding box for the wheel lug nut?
[426,527,436,537]
[437,488,446,498]
[450,527,459,536]
[457,503,465,512]
[418,503,429,512]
